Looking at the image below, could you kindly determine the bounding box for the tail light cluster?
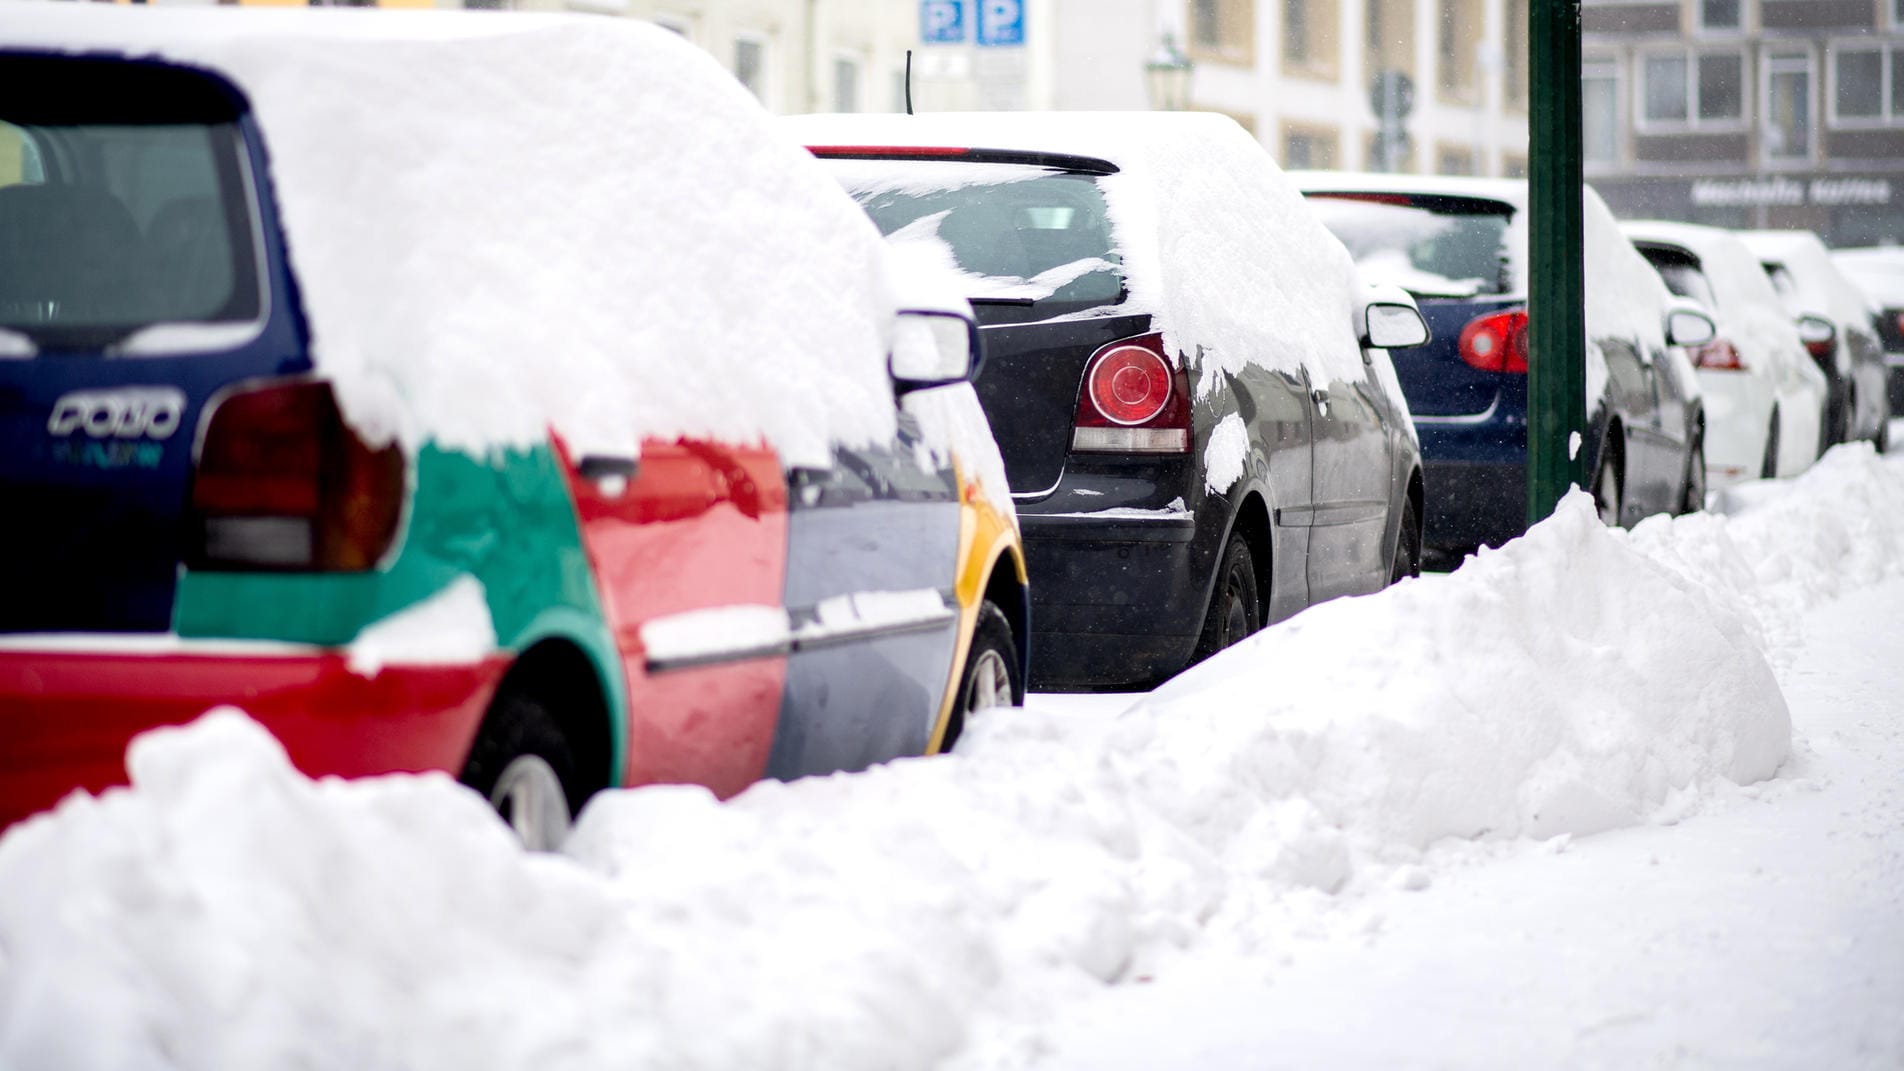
[1803,337,1835,363]
[1071,333,1191,453]
[189,379,405,571]
[1457,309,1529,374]
[1693,339,1747,371]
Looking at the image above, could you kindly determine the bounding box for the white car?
[1623,221,1828,485]
[1831,246,1904,420]
[1741,231,1892,452]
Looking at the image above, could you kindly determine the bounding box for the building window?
[1365,0,1415,80]
[1282,0,1337,75]
[1698,0,1740,32]
[1505,0,1528,109]
[1501,154,1527,178]
[1763,50,1813,162]
[1641,50,1746,127]
[1282,123,1339,169]
[1583,57,1621,165]
[1190,0,1255,61]
[1829,45,1904,124]
[1437,0,1483,99]
[734,37,767,103]
[1437,145,1477,175]
[832,56,861,113]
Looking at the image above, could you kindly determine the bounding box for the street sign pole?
[1527,0,1587,526]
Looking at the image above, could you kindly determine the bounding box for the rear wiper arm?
[968,296,1037,307]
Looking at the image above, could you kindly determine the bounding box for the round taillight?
[1086,345,1173,425]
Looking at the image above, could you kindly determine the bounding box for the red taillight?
[190,380,405,571]
[1693,338,1746,371]
[1071,333,1191,453]
[1804,338,1834,362]
[1457,309,1529,374]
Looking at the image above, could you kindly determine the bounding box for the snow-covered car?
[1292,172,1711,557]
[1831,246,1904,417]
[787,113,1429,690]
[1742,230,1891,452]
[1623,221,1828,485]
[0,8,1028,846]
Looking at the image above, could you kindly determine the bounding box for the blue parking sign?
[977,0,1024,46]
[921,0,965,44]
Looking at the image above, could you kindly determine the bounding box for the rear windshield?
[824,158,1125,321]
[1637,245,1718,309]
[0,55,262,353]
[1305,192,1516,299]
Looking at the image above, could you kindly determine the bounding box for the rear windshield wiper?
[968,296,1038,307]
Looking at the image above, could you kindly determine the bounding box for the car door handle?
[578,454,638,482]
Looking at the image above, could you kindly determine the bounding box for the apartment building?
[1160,0,1532,176]
[1582,0,1904,246]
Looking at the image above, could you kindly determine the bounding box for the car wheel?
[1679,433,1706,515]
[460,689,579,851]
[1192,533,1261,664]
[1760,409,1780,479]
[1591,448,1623,528]
[1876,409,1891,453]
[1389,495,1421,583]
[939,600,1020,753]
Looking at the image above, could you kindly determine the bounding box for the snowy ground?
[2,440,1902,1070]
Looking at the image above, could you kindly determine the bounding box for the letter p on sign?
[978,0,1024,46]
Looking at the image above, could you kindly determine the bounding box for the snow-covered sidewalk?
[1,446,1901,1070]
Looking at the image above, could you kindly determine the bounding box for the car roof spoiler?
[806,145,1120,176]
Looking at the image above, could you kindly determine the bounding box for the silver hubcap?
[489,754,571,851]
[963,649,1015,713]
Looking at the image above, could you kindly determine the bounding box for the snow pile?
[6,7,899,467]
[10,455,1904,1068]
[789,112,1374,398]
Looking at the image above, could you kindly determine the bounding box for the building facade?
[1582,0,1904,246]
[1159,0,1532,176]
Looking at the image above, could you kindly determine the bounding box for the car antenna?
[905,49,914,115]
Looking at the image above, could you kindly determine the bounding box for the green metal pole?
[1527,0,1588,526]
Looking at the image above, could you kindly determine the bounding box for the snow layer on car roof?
[1622,220,1807,380]
[1833,249,1904,309]
[788,111,1373,393]
[1743,231,1884,332]
[3,7,901,465]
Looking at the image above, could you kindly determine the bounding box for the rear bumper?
[1019,508,1216,689]
[0,639,507,831]
[1415,414,1527,552]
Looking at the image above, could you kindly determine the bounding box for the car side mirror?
[889,309,983,394]
[1363,301,1431,349]
[1664,303,1716,347]
[1796,314,1836,346]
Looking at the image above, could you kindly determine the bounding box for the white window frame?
[1759,46,1816,168]
[1694,0,1745,35]
[1825,40,1900,127]
[1582,53,1625,172]
[733,32,772,110]
[1635,46,1750,132]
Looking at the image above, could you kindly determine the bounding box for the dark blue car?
[1294,173,1711,560]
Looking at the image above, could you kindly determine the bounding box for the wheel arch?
[482,633,618,801]
[1229,489,1275,615]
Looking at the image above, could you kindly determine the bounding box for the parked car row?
[1830,246,1904,421]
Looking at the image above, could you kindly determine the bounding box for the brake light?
[190,380,405,571]
[1693,338,1746,371]
[1458,309,1529,374]
[1804,338,1834,362]
[1071,333,1191,453]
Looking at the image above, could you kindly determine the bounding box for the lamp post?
[1526,0,1587,526]
[1145,33,1193,111]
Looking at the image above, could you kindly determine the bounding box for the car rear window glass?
[1637,246,1719,310]
[0,56,262,353]
[1305,192,1516,299]
[824,159,1125,319]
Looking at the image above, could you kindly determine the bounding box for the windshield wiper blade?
[968,296,1038,307]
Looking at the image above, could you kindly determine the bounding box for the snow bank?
[10,453,1904,1069]
[6,7,899,467]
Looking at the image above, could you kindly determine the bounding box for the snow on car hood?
[787,112,1375,397]
[13,446,1903,1068]
[2,6,900,466]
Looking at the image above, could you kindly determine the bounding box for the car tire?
[459,688,580,851]
[1592,447,1623,528]
[939,600,1020,753]
[1389,495,1421,584]
[1760,409,1780,479]
[1679,432,1706,515]
[1191,533,1261,665]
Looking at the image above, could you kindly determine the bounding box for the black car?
[792,113,1428,690]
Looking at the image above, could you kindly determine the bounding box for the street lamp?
[1145,33,1194,111]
